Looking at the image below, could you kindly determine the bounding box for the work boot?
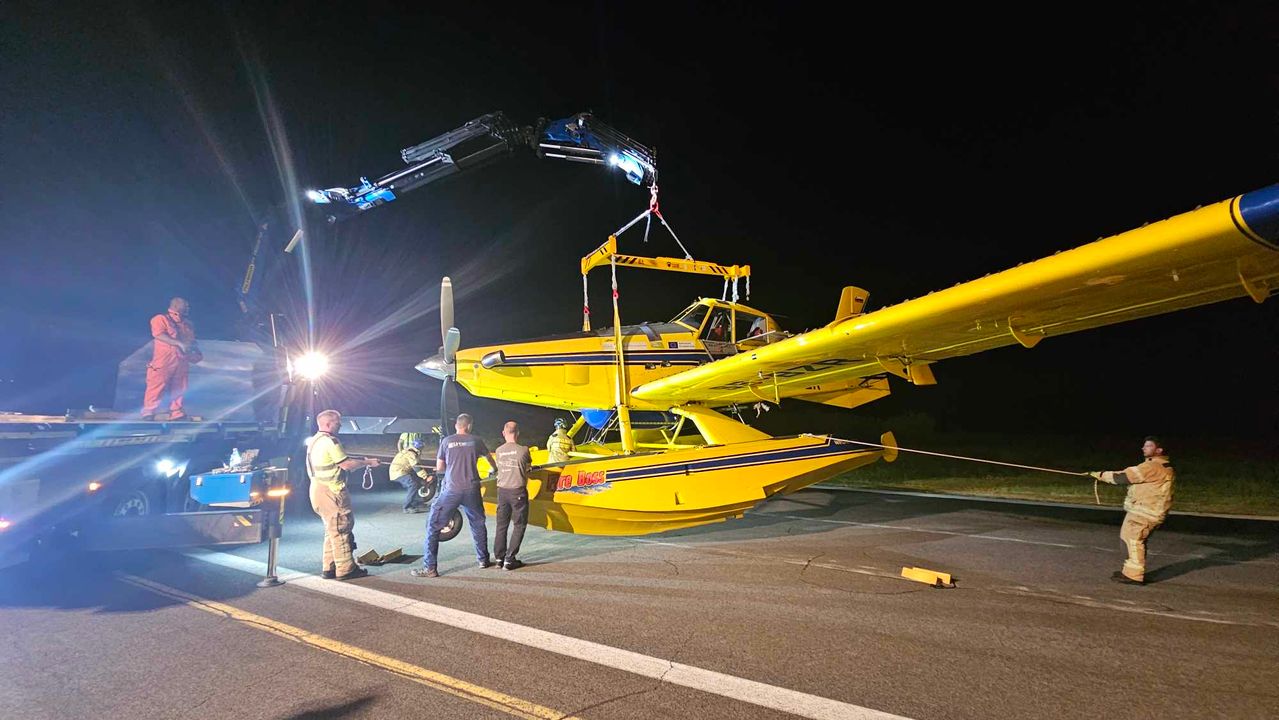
[410,567,439,578]
[140,414,155,421]
[504,559,524,571]
[403,506,426,514]
[478,559,496,569]
[1110,571,1144,586]
[336,566,369,581]
[321,566,336,580]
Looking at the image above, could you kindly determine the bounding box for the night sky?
[2,3,1276,443]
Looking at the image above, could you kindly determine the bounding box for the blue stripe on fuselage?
[500,349,711,366]
[603,439,863,482]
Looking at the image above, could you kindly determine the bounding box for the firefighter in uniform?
[546,417,576,464]
[307,409,380,580]
[1090,436,1175,585]
[390,438,432,513]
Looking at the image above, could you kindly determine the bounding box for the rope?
[732,277,739,303]
[582,274,590,330]
[362,465,374,491]
[812,434,1093,478]
[746,274,750,301]
[721,278,728,301]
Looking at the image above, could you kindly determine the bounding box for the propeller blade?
[439,377,460,438]
[440,277,453,349]
[443,327,461,363]
[444,380,460,418]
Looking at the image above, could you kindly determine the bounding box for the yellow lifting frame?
[581,236,750,280]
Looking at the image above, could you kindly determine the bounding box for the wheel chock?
[357,548,405,566]
[901,566,955,588]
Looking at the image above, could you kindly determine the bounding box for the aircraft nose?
[415,353,453,380]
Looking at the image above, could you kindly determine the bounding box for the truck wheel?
[438,508,463,542]
[111,489,151,517]
[416,478,438,504]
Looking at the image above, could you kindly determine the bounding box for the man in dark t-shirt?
[413,413,499,578]
[493,421,533,570]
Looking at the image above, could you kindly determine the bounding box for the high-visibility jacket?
[390,447,429,481]
[307,432,349,492]
[1103,455,1175,522]
[546,429,575,464]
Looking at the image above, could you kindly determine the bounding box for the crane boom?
[306,111,657,223]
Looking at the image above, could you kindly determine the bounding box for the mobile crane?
[306,111,657,222]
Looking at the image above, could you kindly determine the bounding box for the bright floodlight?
[155,458,175,475]
[295,351,330,381]
[305,189,329,204]
[608,152,643,184]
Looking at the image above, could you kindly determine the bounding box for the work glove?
[1089,471,1114,484]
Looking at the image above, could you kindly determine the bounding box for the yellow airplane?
[418,184,1279,536]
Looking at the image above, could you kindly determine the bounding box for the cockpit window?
[672,303,708,331]
[701,307,731,343]
[735,311,767,343]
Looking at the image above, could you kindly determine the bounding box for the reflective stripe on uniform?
[308,433,348,490]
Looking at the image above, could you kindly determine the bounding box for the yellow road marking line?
[118,574,579,720]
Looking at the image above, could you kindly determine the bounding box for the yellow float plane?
[418,184,1279,536]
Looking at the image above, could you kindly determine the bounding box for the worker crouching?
[390,438,432,513]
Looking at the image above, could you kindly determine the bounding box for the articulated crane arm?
[306,111,657,223]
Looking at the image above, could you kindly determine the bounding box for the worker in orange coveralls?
[141,297,201,420]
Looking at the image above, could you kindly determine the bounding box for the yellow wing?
[631,185,1279,407]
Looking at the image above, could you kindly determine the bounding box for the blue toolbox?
[190,467,287,508]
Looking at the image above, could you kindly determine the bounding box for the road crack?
[554,626,699,718]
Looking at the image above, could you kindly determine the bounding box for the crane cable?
[810,434,1104,504]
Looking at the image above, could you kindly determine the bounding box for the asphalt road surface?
[1,486,1276,719]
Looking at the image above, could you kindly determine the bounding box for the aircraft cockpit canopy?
[670,299,783,350]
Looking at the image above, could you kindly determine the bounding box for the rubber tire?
[437,508,464,542]
[416,477,438,504]
[111,489,151,517]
